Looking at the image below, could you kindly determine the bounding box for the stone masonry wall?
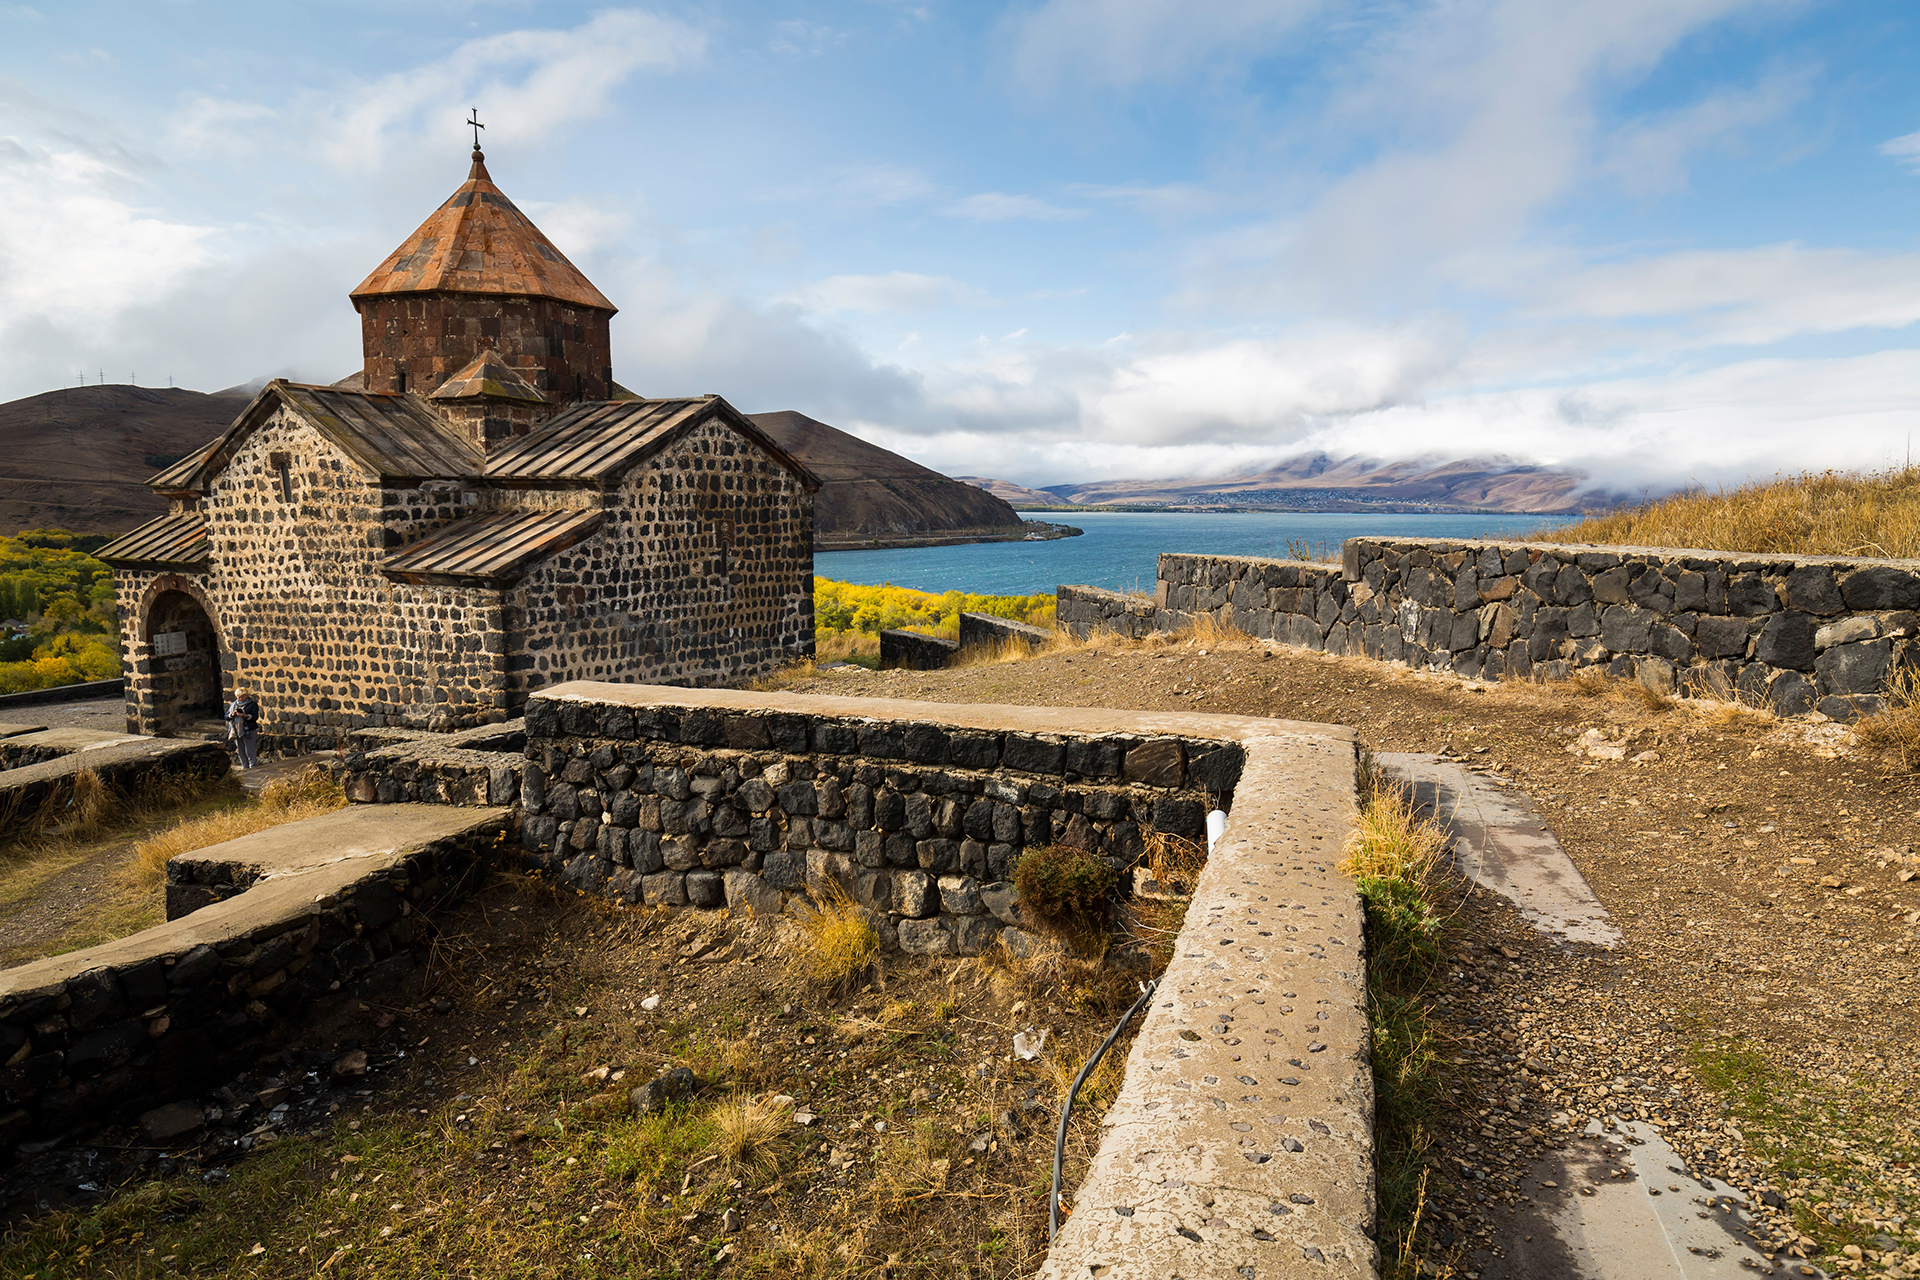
[0,815,505,1148]
[1063,539,1920,719]
[357,292,612,404]
[504,415,815,701]
[115,407,509,738]
[518,692,1242,956]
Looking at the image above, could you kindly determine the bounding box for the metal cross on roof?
[467,108,485,151]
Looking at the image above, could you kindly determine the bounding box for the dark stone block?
[776,781,818,816]
[813,723,860,754]
[1188,744,1243,792]
[680,709,725,746]
[524,700,559,738]
[761,853,804,890]
[686,870,726,906]
[630,830,664,874]
[1065,737,1124,779]
[723,715,770,750]
[1780,566,1842,615]
[65,968,125,1032]
[917,838,960,874]
[1815,639,1892,695]
[857,725,907,759]
[121,957,168,1007]
[903,724,950,764]
[1841,566,1920,611]
[1727,573,1774,616]
[522,813,558,851]
[884,832,919,867]
[1754,612,1818,672]
[964,799,996,841]
[597,706,635,740]
[353,880,402,930]
[765,713,810,753]
[1124,739,1185,788]
[330,937,376,977]
[1694,616,1752,660]
[1152,796,1207,842]
[949,732,1000,770]
[559,702,599,737]
[66,1018,146,1076]
[1004,733,1066,774]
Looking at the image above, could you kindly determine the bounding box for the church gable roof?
[349,151,615,313]
[148,380,483,493]
[482,396,820,489]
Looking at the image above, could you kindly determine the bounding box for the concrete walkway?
[1376,752,1622,949]
[1478,1119,1827,1279]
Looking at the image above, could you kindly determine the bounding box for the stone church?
[99,144,819,740]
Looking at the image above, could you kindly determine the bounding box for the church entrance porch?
[141,590,221,738]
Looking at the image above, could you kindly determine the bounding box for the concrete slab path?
[1476,1119,1827,1279]
[1376,752,1622,949]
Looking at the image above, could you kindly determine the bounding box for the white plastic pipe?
[1206,808,1227,855]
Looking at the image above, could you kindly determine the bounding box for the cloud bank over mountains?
[0,1,1916,503]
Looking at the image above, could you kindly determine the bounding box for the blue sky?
[2,1,1918,497]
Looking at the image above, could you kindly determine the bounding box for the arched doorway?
[144,590,220,736]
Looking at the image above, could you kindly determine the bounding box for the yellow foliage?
[1541,465,1920,558]
[813,577,1052,638]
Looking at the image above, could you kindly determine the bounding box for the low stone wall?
[957,611,1052,653]
[0,736,231,841]
[1057,585,1160,640]
[0,805,508,1149]
[516,684,1244,956]
[1064,540,1920,718]
[332,719,528,808]
[879,630,957,670]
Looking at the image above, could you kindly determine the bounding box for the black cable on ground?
[1049,978,1159,1244]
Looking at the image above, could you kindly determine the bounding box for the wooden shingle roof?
[381,508,605,584]
[483,396,820,489]
[350,150,615,313]
[148,381,483,493]
[96,511,210,569]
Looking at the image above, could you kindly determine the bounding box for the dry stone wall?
[516,689,1242,956]
[0,808,506,1149]
[1062,540,1920,719]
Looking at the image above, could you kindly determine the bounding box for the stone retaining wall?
[516,684,1243,956]
[0,805,508,1149]
[0,738,231,841]
[878,630,957,670]
[957,611,1052,653]
[1063,540,1920,718]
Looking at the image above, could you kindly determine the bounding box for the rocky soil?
[793,641,1920,1276]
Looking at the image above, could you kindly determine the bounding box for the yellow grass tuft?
[788,888,879,990]
[1539,465,1920,558]
[1183,610,1264,651]
[132,766,346,883]
[1854,666,1920,771]
[702,1095,791,1174]
[1340,787,1449,887]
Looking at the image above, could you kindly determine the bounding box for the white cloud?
[770,20,845,58]
[942,191,1082,221]
[1596,66,1814,197]
[1002,0,1322,92]
[0,138,216,323]
[779,271,989,313]
[1881,129,1920,173]
[314,9,706,172]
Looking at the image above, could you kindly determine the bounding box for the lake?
[814,510,1554,596]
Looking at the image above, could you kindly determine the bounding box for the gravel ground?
[790,641,1920,1275]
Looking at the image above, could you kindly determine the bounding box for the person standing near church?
[226,687,261,770]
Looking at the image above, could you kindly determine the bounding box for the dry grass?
[1854,666,1920,770]
[1552,666,1678,713]
[702,1094,792,1175]
[871,1120,953,1201]
[1539,464,1920,558]
[787,888,880,991]
[131,765,347,883]
[1184,610,1264,651]
[1341,786,1450,890]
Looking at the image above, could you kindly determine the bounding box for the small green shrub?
[1013,845,1118,934]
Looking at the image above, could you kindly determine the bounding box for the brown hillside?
[0,386,244,537]
[955,476,1066,507]
[747,410,1026,546]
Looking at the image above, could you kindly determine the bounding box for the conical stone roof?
[350,150,616,313]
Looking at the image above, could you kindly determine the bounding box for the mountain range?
[958,453,1598,514]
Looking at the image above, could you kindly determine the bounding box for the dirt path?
[791,645,1920,1274]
